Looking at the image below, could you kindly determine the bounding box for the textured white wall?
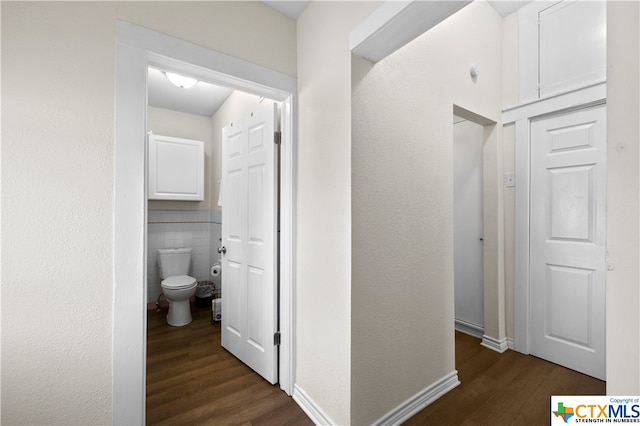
[502,12,520,109]
[2,3,116,424]
[147,107,213,210]
[295,2,380,424]
[351,2,503,423]
[115,1,296,78]
[2,2,296,424]
[606,0,640,394]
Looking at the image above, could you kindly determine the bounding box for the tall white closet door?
[530,104,606,380]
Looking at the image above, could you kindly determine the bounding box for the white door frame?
[114,21,297,425]
[504,82,606,354]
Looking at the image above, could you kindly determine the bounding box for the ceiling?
[487,1,532,17]
[260,1,533,20]
[147,67,233,117]
[261,0,309,19]
[149,1,532,117]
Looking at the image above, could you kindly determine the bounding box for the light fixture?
[163,71,198,89]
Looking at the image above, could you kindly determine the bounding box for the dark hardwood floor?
[146,304,313,425]
[403,332,605,426]
[147,307,605,426]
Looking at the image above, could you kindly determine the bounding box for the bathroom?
[145,65,272,320]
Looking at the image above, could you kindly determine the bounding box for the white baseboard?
[372,371,460,426]
[507,337,515,350]
[293,384,337,426]
[481,334,509,353]
[454,319,484,339]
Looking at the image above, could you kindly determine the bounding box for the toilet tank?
[157,248,192,279]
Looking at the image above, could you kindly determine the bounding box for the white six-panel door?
[530,104,606,380]
[221,103,278,384]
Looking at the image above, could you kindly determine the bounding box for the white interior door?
[453,118,484,333]
[221,103,278,384]
[530,104,606,380]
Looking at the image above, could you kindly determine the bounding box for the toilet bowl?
[161,275,197,326]
[158,248,197,327]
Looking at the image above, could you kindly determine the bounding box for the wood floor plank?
[146,305,313,425]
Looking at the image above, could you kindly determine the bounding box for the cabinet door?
[148,134,204,201]
[538,1,606,98]
[518,0,606,102]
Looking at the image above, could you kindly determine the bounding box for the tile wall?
[147,210,222,303]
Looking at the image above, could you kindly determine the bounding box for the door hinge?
[274,332,281,346]
[274,131,282,145]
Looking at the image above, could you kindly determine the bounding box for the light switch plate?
[504,172,515,188]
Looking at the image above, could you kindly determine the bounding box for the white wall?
[295,2,380,424]
[2,3,115,424]
[1,2,296,423]
[606,0,640,394]
[502,12,519,108]
[351,2,503,423]
[115,1,296,78]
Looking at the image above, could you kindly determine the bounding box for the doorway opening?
[114,21,297,425]
[453,114,484,339]
[451,105,504,354]
[146,64,283,380]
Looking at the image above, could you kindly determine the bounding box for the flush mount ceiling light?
[163,71,198,89]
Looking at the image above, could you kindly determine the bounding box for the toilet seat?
[161,275,197,290]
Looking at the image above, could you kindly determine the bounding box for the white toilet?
[158,248,197,326]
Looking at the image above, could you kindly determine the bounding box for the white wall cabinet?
[519,0,606,103]
[148,134,204,201]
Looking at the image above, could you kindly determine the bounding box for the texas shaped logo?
[553,402,575,423]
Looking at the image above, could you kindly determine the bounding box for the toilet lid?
[161,275,197,289]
